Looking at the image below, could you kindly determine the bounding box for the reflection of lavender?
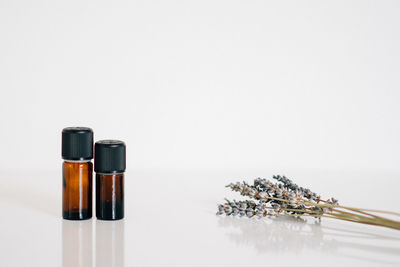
[217,216,336,253]
[218,216,400,264]
[218,175,400,230]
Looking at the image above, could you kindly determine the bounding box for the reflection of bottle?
[95,140,126,220]
[62,127,93,220]
[62,220,93,267]
[96,220,125,267]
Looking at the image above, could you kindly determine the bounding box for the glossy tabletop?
[0,169,399,267]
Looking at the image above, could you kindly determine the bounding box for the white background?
[1,0,400,172]
[1,1,400,267]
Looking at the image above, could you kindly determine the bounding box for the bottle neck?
[96,172,125,175]
[64,159,92,163]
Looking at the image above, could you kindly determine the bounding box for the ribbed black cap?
[62,127,93,160]
[95,140,126,173]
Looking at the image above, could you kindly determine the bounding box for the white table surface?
[0,169,399,267]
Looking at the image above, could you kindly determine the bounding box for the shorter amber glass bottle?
[95,140,126,220]
[62,127,93,220]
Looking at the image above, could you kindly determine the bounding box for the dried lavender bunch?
[218,175,400,231]
[217,199,278,218]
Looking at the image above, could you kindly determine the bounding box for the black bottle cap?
[95,140,126,173]
[62,127,94,160]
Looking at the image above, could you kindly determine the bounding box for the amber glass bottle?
[62,127,94,220]
[95,140,126,220]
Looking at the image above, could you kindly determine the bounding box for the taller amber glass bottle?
[62,127,94,220]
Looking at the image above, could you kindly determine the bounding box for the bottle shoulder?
[96,172,124,178]
[63,161,93,169]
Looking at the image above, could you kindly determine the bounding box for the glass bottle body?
[62,161,93,220]
[96,173,124,220]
